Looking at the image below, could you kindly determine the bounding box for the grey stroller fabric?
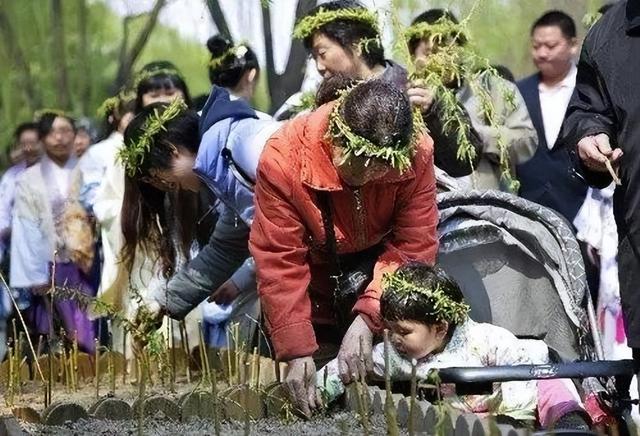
[437,190,591,361]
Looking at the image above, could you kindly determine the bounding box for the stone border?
[8,385,534,435]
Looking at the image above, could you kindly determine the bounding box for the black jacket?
[516,74,587,224]
[557,0,640,244]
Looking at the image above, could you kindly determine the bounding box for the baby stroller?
[435,189,635,434]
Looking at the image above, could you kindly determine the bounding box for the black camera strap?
[316,191,342,293]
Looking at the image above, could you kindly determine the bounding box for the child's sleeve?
[481,324,549,421]
[317,357,345,404]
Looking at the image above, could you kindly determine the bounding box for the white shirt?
[50,158,72,196]
[539,64,577,149]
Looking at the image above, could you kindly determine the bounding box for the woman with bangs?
[92,62,205,363]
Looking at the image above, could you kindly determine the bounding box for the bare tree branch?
[51,0,72,110]
[262,0,315,112]
[77,0,91,114]
[114,0,167,90]
[205,0,233,42]
[0,0,41,110]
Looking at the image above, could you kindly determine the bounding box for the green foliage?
[117,98,188,177]
[403,11,519,190]
[382,271,470,324]
[0,0,210,169]
[293,7,379,40]
[329,90,419,173]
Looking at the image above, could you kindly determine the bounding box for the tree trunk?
[262,0,315,113]
[77,0,91,115]
[0,0,41,110]
[51,0,72,110]
[205,0,233,42]
[114,0,166,91]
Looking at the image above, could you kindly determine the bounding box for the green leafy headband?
[404,20,469,46]
[97,89,136,118]
[383,271,470,324]
[209,44,250,71]
[293,7,379,40]
[117,98,188,177]
[328,89,419,173]
[133,67,182,89]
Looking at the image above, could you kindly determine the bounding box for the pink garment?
[536,379,587,428]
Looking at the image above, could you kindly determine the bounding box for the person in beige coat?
[407,9,538,191]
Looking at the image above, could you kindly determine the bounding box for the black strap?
[316,191,342,291]
[221,147,255,190]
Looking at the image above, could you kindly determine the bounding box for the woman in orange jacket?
[249,78,439,415]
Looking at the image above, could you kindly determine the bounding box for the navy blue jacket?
[516,74,587,224]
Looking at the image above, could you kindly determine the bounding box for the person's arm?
[470,77,538,168]
[162,205,250,319]
[353,137,439,333]
[424,98,484,177]
[557,31,617,189]
[249,148,316,362]
[93,162,124,228]
[229,257,256,294]
[10,179,51,288]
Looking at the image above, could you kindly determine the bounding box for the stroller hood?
[437,190,591,361]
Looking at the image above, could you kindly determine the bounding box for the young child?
[318,262,591,429]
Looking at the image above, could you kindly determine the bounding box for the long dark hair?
[207,35,260,88]
[120,103,200,278]
[135,61,193,112]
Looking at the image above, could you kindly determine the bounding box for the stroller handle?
[436,360,635,385]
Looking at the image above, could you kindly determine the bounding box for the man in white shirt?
[516,11,587,225]
[538,63,577,149]
[517,11,599,302]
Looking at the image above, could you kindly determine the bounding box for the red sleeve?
[353,135,440,332]
[249,140,318,362]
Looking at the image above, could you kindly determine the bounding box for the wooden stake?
[251,346,258,389]
[122,330,128,386]
[95,338,100,399]
[37,335,44,360]
[234,323,240,385]
[605,158,622,185]
[212,355,220,436]
[383,329,400,436]
[72,332,79,392]
[243,361,251,436]
[226,327,233,385]
[137,358,146,436]
[178,321,191,383]
[357,336,371,435]
[8,345,14,406]
[170,320,176,392]
[17,332,25,395]
[197,321,211,385]
[409,359,417,436]
[108,332,115,394]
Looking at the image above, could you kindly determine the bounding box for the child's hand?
[337,315,373,384]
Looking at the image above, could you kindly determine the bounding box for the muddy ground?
[21,412,405,436]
